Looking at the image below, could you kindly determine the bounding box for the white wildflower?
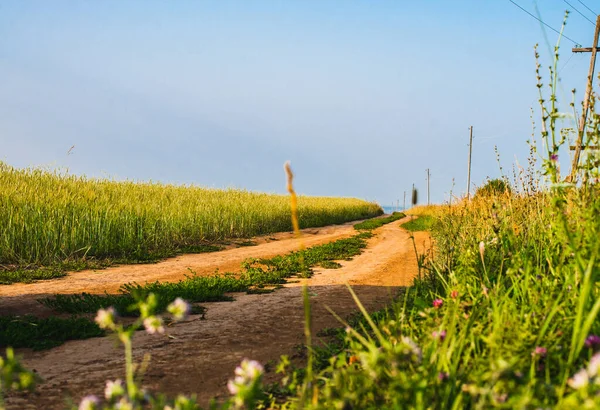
[227,379,240,395]
[167,298,191,321]
[78,395,100,410]
[104,379,125,400]
[95,307,117,330]
[143,316,165,334]
[589,353,600,378]
[227,358,264,395]
[115,397,134,410]
[236,359,263,379]
[401,336,422,362]
[568,368,589,390]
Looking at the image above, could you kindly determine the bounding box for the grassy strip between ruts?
[1,210,405,351]
[400,215,436,232]
[353,212,405,231]
[38,232,373,316]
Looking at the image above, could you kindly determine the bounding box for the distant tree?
[475,178,511,197]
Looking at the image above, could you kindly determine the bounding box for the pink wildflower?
[432,330,446,341]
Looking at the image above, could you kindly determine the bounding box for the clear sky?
[0,1,595,206]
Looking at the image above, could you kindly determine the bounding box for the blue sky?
[0,1,595,205]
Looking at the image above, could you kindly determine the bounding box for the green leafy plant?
[474,178,512,198]
[0,348,38,409]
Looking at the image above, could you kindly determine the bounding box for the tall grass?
[0,163,382,266]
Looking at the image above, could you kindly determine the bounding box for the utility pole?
[426,168,430,205]
[467,126,473,199]
[403,191,406,210]
[570,15,600,182]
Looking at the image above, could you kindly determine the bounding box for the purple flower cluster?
[585,334,600,350]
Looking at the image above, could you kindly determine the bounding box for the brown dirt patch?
[3,219,430,409]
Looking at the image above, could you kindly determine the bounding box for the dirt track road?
[0,222,360,317]
[4,218,430,409]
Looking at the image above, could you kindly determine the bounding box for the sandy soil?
[3,218,430,410]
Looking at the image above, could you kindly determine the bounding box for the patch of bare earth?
[3,218,430,409]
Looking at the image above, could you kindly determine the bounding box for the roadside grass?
[264,307,399,402]
[400,215,436,232]
[261,184,600,408]
[0,315,104,350]
[353,212,405,231]
[0,267,66,285]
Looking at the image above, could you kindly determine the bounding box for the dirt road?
[4,218,430,409]
[0,222,360,317]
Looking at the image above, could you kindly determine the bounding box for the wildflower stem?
[0,378,4,410]
[302,283,314,401]
[123,335,137,399]
[408,231,421,280]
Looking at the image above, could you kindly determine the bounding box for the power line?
[576,0,597,16]
[508,0,582,46]
[558,52,576,73]
[558,53,586,77]
[564,0,596,26]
